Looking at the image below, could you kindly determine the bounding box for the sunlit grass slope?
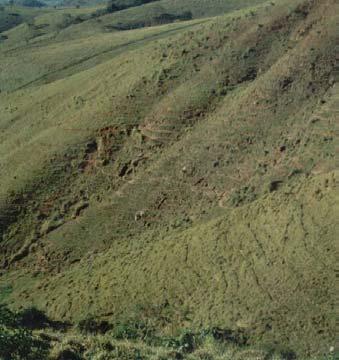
[0,0,336,357]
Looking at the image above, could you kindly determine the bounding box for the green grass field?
[0,0,337,358]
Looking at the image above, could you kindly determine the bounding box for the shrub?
[112,320,144,340]
[146,329,199,353]
[78,316,110,334]
[229,185,256,207]
[0,326,49,360]
[0,306,50,360]
[177,329,197,353]
[55,348,82,360]
[17,307,49,329]
[0,305,50,359]
[206,327,249,346]
[0,304,17,327]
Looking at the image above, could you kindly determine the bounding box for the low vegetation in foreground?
[0,305,336,360]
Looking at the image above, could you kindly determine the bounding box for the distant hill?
[55,0,106,8]
[0,0,106,9]
[16,0,47,7]
[0,5,50,32]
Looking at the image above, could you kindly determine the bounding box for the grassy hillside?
[0,18,206,91]
[0,1,269,90]
[0,5,51,32]
[0,0,337,358]
[51,0,268,40]
[0,0,269,48]
[0,5,104,51]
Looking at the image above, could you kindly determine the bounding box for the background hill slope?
[0,0,337,357]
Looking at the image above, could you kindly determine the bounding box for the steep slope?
[0,0,337,356]
[4,171,337,355]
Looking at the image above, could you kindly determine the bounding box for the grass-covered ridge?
[0,0,336,358]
